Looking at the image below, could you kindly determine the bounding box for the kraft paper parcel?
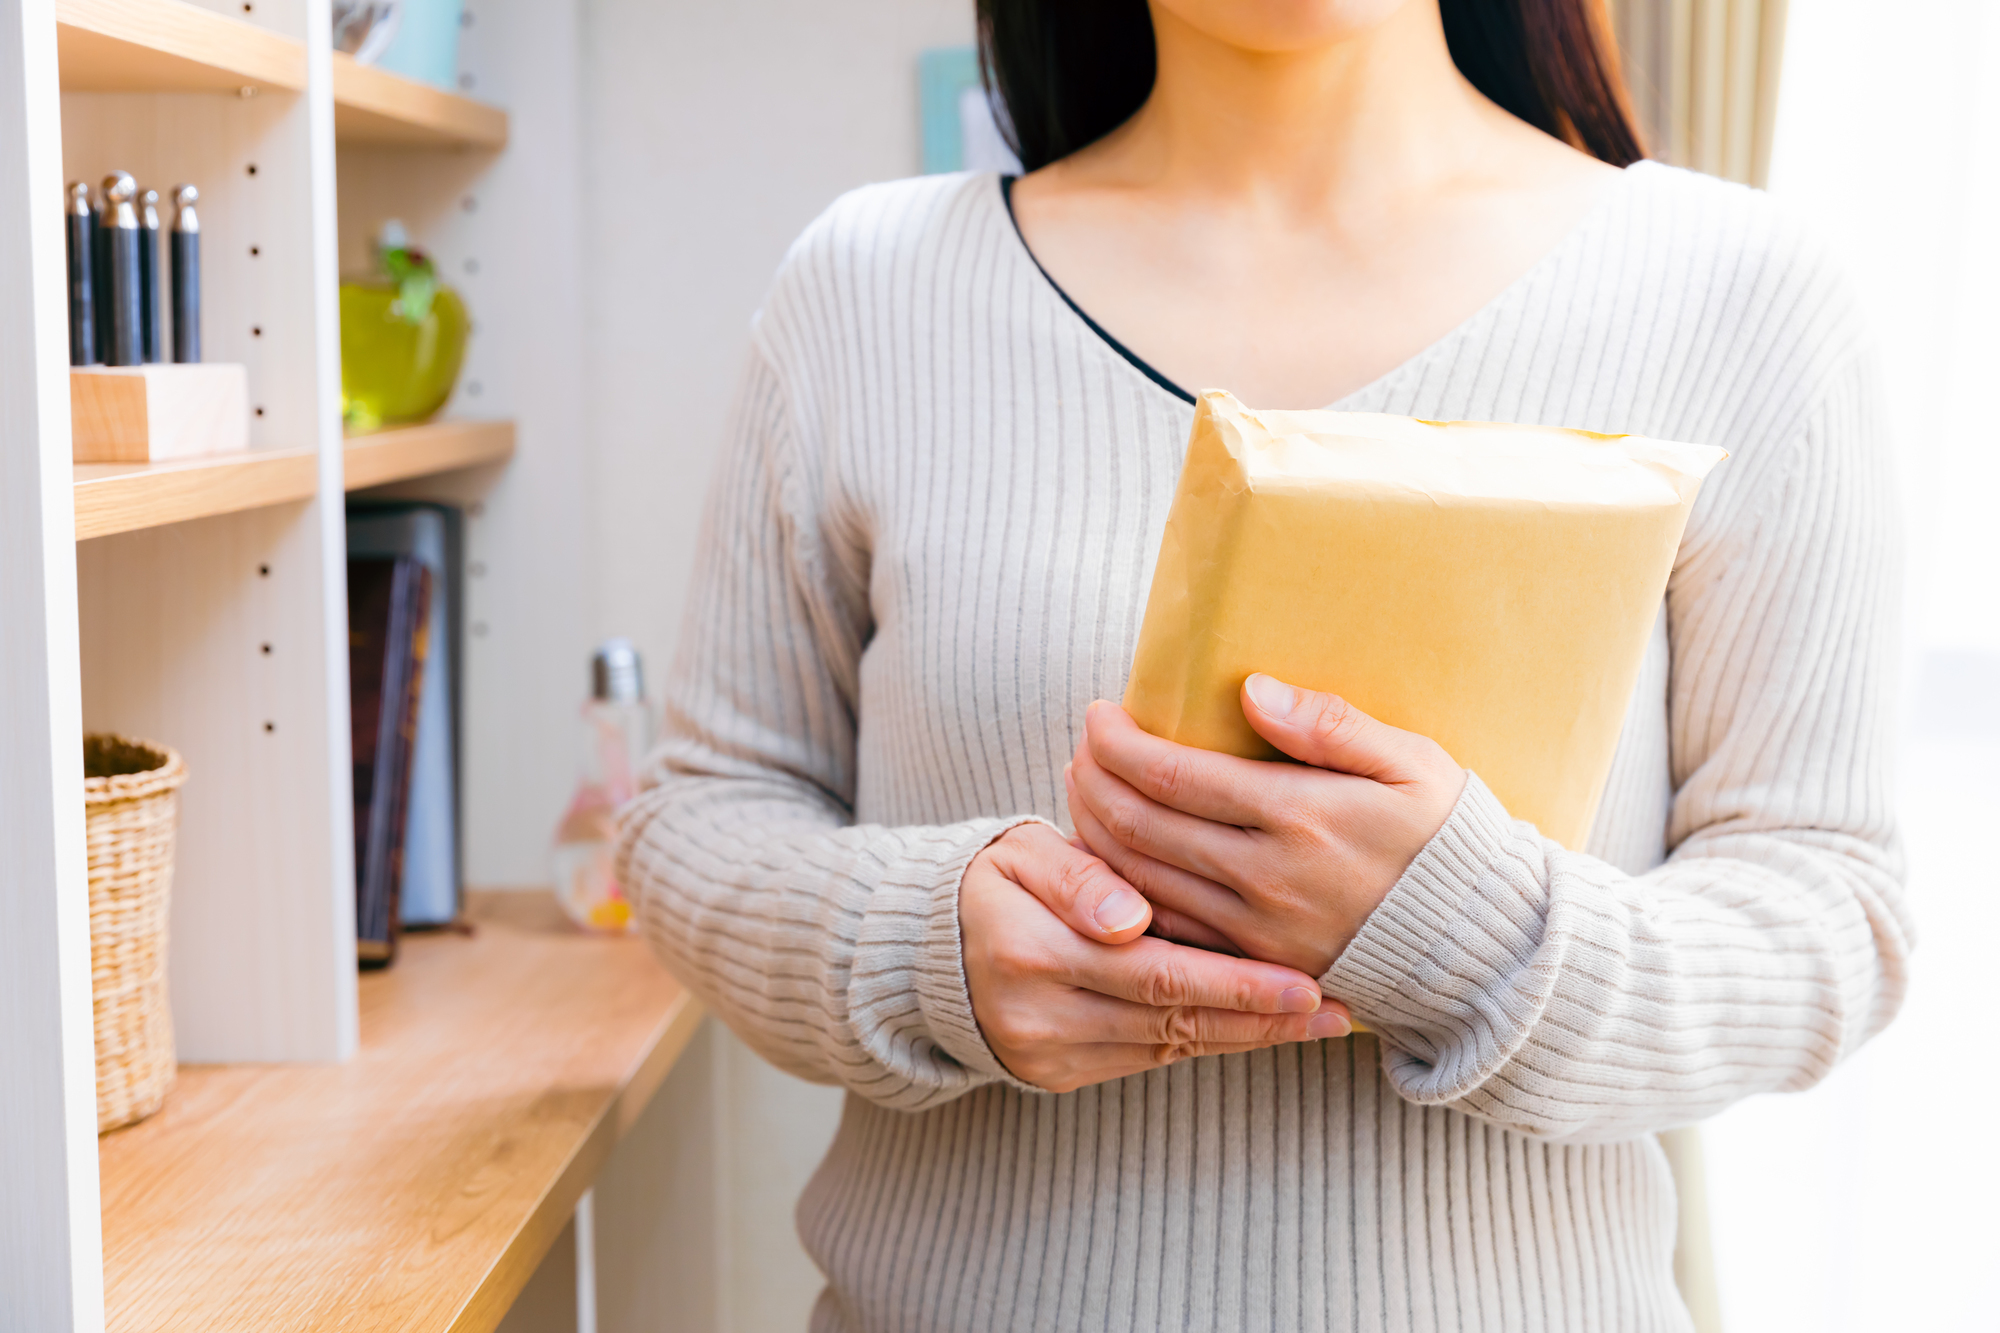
[1123,391,1728,851]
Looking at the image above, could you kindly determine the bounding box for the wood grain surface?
[71,421,516,541]
[55,0,306,94]
[70,365,250,463]
[96,892,701,1333]
[73,447,319,540]
[332,53,509,150]
[345,418,515,491]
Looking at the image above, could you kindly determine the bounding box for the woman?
[617,0,1910,1328]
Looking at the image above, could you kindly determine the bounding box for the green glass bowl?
[339,281,469,432]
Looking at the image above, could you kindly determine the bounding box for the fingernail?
[1278,986,1320,1013]
[1307,1010,1350,1039]
[1246,673,1296,718]
[1094,888,1148,934]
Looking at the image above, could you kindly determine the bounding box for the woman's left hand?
[1065,675,1467,978]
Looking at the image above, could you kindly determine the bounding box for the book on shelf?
[348,555,431,967]
[349,503,463,928]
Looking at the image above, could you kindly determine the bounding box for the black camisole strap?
[999,175,1197,406]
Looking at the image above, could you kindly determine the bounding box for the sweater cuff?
[913,814,1053,1094]
[1318,773,1550,1070]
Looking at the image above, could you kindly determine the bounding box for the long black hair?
[976,0,1646,172]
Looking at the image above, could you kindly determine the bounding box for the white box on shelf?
[70,363,250,463]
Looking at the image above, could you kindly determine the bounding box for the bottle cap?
[592,638,644,703]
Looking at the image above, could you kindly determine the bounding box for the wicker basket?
[84,734,187,1134]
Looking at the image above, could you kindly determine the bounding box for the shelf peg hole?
[254,405,265,417]
[471,621,489,637]
[462,195,478,213]
[464,257,480,275]
[250,245,260,257]
[468,560,487,578]
[251,326,262,337]
[264,721,275,733]
[461,8,474,24]
[261,643,272,655]
[258,563,270,576]
[466,380,482,396]
[246,163,258,176]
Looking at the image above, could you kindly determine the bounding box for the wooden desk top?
[98,892,702,1333]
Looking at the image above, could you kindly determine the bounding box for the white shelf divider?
[0,0,107,1326]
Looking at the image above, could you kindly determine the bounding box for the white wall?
[580,0,974,678]
[570,2,973,1328]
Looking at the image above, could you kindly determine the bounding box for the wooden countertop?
[98,892,702,1333]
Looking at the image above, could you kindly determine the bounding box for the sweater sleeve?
[615,337,1036,1112]
[1319,351,1913,1142]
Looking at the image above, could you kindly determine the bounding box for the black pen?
[65,181,94,365]
[138,187,161,363]
[91,186,110,362]
[99,172,141,367]
[171,184,200,364]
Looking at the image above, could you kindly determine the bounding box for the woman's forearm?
[619,766,1036,1110]
[1321,774,1908,1141]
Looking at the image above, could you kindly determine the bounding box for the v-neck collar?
[995,161,1651,413]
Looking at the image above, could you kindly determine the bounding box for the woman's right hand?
[961,823,1350,1093]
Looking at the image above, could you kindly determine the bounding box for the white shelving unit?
[0,0,641,1327]
[60,0,356,1070]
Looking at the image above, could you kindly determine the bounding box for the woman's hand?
[961,822,1350,1093]
[1066,675,1466,978]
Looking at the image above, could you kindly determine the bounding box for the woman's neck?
[1083,1,1511,211]
[1008,0,1619,408]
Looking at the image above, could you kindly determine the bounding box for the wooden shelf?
[55,0,306,94]
[345,417,515,489]
[51,0,507,149]
[73,420,515,540]
[333,53,508,149]
[73,446,318,540]
[99,892,703,1333]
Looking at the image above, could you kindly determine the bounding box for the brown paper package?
[1124,391,1727,851]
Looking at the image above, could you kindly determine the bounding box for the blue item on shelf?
[376,0,463,93]
[917,46,1020,176]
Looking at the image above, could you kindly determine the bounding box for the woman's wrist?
[919,816,1059,1084]
[1316,773,1530,1023]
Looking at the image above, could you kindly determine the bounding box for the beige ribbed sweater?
[617,162,1911,1333]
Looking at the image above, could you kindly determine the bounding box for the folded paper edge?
[1195,388,1730,496]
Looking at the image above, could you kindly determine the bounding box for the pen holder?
[70,363,249,463]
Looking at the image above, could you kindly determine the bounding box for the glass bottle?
[552,639,652,932]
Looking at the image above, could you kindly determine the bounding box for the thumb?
[988,821,1154,945]
[1240,674,1428,782]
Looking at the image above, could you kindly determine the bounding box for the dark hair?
[977,0,1646,172]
